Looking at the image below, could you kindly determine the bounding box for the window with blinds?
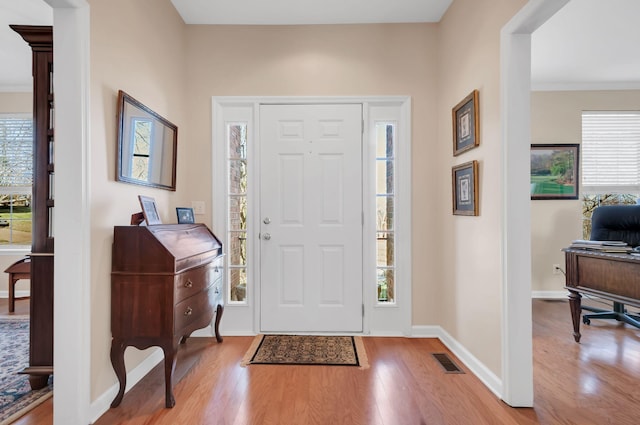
[0,113,33,247]
[582,111,640,193]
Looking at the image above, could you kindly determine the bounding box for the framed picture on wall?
[530,144,580,200]
[452,160,479,216]
[452,89,480,156]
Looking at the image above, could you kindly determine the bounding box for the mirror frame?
[116,90,178,191]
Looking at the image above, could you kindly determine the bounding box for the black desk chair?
[583,205,640,328]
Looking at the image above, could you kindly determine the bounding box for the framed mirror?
[116,90,177,191]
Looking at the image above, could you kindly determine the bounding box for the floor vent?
[432,353,464,374]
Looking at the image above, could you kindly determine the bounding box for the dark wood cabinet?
[110,224,224,408]
[11,25,55,391]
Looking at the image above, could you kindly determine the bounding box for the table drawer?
[174,289,215,334]
[175,260,222,303]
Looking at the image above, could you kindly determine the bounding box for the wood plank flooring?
[3,298,640,424]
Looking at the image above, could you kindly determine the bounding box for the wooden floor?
[3,298,640,424]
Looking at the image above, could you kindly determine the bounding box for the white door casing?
[259,104,363,332]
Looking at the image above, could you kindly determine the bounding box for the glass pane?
[376,160,394,194]
[229,124,247,159]
[229,160,247,194]
[0,194,32,245]
[377,268,395,303]
[375,123,394,158]
[376,232,394,267]
[132,157,149,181]
[132,119,151,155]
[376,196,394,231]
[229,268,247,302]
[229,196,247,230]
[229,231,247,266]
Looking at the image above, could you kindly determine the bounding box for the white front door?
[259,104,363,332]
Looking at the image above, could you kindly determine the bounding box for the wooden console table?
[110,224,224,408]
[564,248,640,342]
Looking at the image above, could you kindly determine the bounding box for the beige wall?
[531,90,640,293]
[437,0,527,377]
[88,0,187,400]
[83,0,547,404]
[0,92,32,296]
[183,23,441,323]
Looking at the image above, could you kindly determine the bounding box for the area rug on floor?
[241,334,369,369]
[0,316,53,425]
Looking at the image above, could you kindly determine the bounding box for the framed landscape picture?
[452,160,479,216]
[452,90,479,156]
[530,144,580,200]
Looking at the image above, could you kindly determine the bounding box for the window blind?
[582,111,640,193]
[0,114,33,188]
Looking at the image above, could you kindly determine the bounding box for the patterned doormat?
[241,334,369,369]
[0,316,53,425]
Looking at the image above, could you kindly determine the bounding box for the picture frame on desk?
[452,160,479,216]
[176,207,195,224]
[138,195,162,225]
[531,143,579,200]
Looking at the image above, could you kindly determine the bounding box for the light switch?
[192,201,205,215]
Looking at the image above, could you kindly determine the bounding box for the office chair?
[582,204,640,328]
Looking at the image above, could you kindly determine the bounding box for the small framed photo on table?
[452,160,479,216]
[176,207,195,224]
[138,195,162,225]
[452,90,479,156]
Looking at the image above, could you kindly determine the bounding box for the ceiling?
[1,0,639,92]
[0,0,52,92]
[169,0,453,25]
[531,0,640,91]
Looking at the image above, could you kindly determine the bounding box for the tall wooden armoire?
[11,25,55,390]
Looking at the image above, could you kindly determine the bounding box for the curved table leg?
[161,341,179,408]
[110,339,127,408]
[214,304,224,343]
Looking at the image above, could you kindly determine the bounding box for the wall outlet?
[552,264,561,275]
[192,201,205,215]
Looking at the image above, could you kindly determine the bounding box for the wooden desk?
[110,224,224,408]
[564,248,640,342]
[4,257,30,313]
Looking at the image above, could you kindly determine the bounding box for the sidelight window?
[375,123,395,304]
[227,123,248,304]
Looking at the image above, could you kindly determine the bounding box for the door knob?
[263,217,271,224]
[263,233,271,240]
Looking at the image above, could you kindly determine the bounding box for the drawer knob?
[184,280,193,288]
[214,266,219,273]
[184,307,193,316]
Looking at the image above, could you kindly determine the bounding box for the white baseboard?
[531,290,569,299]
[0,290,30,298]
[412,325,503,400]
[89,348,163,424]
[89,325,504,422]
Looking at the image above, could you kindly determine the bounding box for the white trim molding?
[212,96,412,337]
[500,0,570,408]
[412,326,503,399]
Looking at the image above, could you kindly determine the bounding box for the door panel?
[260,104,363,332]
